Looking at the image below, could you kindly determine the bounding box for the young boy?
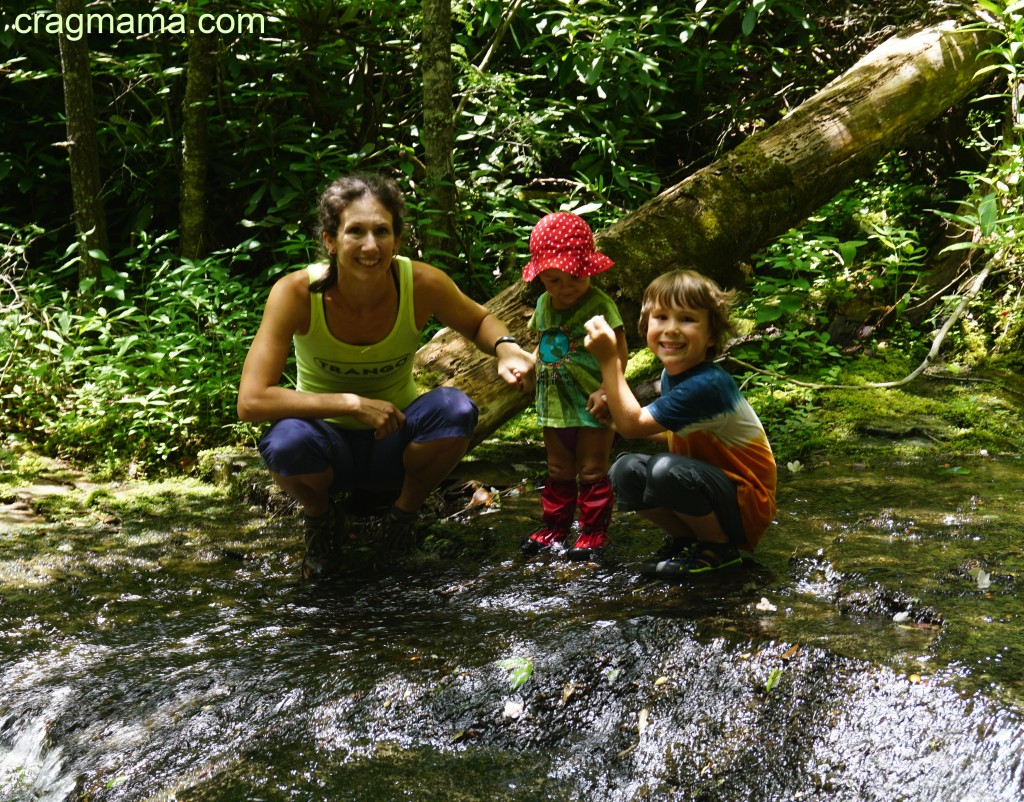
[583,269,776,577]
[521,212,629,561]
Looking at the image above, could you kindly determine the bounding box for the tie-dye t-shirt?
[646,361,777,549]
[528,287,623,428]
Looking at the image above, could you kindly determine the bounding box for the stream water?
[1,452,1022,801]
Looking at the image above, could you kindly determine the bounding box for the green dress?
[528,286,623,428]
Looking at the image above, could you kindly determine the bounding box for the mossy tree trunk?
[421,0,458,262]
[414,20,1001,446]
[180,0,216,261]
[56,0,109,289]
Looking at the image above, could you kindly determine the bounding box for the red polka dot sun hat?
[523,212,614,282]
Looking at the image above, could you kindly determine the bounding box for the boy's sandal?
[653,536,698,561]
[640,542,741,580]
[683,543,742,574]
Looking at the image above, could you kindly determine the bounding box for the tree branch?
[455,0,524,118]
[727,259,996,391]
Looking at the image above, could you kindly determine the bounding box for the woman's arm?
[415,262,535,390]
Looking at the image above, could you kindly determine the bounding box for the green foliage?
[733,157,934,380]
[2,0,1017,473]
[931,138,1024,262]
[741,382,823,461]
[727,0,1022,462]
[1,228,264,473]
[972,0,1024,88]
[952,1,1024,355]
[0,0,856,296]
[727,136,1021,462]
[449,0,829,279]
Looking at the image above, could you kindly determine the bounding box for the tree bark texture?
[421,0,458,260]
[597,21,1001,308]
[180,2,216,261]
[56,0,108,286]
[414,20,1001,447]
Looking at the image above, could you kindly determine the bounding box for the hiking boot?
[381,504,421,557]
[301,503,347,580]
[640,542,742,580]
[566,530,608,561]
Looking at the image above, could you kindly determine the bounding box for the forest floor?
[1,365,1022,528]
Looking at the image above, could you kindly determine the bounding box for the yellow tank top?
[294,255,420,429]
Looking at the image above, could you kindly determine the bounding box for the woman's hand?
[496,345,536,393]
[351,397,406,439]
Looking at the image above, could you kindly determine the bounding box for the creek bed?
[1,454,1022,800]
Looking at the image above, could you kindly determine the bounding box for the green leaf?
[837,241,863,265]
[778,294,804,314]
[755,306,783,323]
[495,656,534,690]
[938,241,980,254]
[741,7,757,36]
[977,193,998,236]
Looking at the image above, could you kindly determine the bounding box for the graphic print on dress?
[539,326,574,367]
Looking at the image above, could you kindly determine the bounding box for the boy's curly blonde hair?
[638,269,738,358]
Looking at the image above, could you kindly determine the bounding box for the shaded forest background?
[1,0,1022,475]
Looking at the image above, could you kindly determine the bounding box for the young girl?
[584,269,776,576]
[521,212,628,560]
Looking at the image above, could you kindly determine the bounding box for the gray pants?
[608,452,745,545]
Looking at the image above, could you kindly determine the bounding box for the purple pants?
[257,386,478,496]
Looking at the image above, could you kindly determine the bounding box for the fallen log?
[415,20,1001,446]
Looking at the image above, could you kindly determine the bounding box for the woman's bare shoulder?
[410,259,462,305]
[409,259,487,333]
[270,265,317,300]
[261,266,319,334]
